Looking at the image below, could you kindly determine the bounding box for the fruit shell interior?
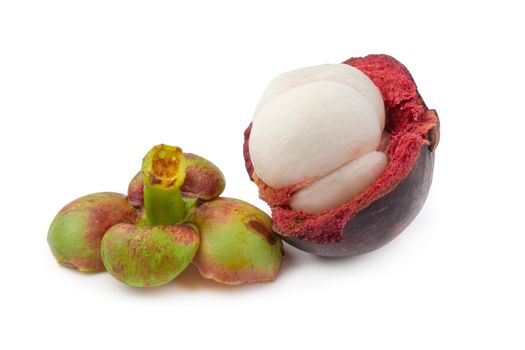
[243,54,440,247]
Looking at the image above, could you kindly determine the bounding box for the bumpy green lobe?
[101,223,200,287]
[192,197,283,285]
[127,171,145,207]
[47,192,137,272]
[127,153,225,207]
[183,153,226,200]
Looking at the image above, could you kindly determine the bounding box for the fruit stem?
[142,144,187,225]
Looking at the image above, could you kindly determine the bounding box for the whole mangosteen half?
[243,54,439,257]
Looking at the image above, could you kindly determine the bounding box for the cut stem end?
[142,144,187,226]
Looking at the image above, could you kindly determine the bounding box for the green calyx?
[142,144,187,226]
[48,143,283,288]
[100,144,202,287]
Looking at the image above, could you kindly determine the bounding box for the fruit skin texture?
[127,152,225,207]
[47,192,137,272]
[182,153,226,200]
[127,172,145,207]
[101,223,199,287]
[243,54,440,257]
[192,197,283,285]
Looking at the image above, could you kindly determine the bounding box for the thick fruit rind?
[101,223,200,287]
[243,54,440,257]
[127,153,225,207]
[282,145,434,256]
[192,197,283,285]
[47,192,137,272]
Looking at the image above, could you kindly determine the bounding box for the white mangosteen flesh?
[290,151,387,214]
[249,64,388,214]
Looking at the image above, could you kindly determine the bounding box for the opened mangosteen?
[243,54,440,257]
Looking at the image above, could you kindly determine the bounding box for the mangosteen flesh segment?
[248,64,388,214]
[290,151,387,215]
[243,54,440,257]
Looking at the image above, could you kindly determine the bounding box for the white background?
[1,1,523,349]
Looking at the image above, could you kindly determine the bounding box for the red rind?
[243,54,439,246]
[243,124,254,181]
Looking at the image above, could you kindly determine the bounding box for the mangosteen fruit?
[243,54,440,257]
